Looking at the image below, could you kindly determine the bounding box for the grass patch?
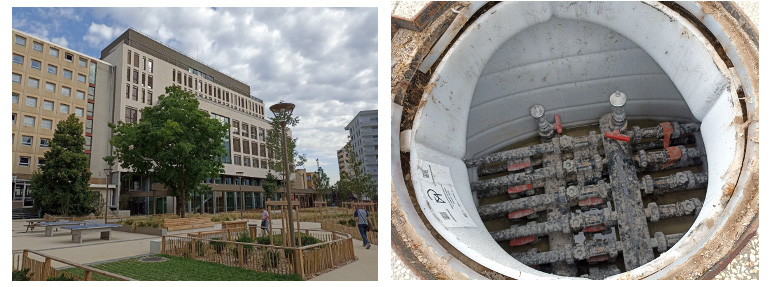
[61,255,302,281]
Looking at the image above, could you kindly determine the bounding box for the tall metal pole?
[281,122,296,247]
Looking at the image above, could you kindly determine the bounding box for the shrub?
[12,268,32,281]
[261,248,281,268]
[210,238,227,254]
[255,233,322,246]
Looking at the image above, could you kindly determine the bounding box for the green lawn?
[63,254,302,281]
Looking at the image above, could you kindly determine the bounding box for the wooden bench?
[24,219,45,233]
[39,221,86,237]
[61,224,122,243]
[164,217,215,231]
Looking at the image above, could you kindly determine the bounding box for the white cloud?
[83,22,124,47]
[50,36,69,48]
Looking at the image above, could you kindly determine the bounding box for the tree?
[262,172,279,201]
[337,142,376,201]
[30,114,94,216]
[265,104,306,190]
[311,159,331,201]
[105,86,228,218]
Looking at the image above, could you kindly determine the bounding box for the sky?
[11,7,379,184]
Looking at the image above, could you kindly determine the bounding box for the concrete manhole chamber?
[392,1,758,280]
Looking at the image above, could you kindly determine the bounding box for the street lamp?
[236,171,244,219]
[103,168,112,224]
[269,102,296,247]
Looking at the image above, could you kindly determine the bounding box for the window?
[75,107,84,117]
[26,97,37,107]
[22,136,33,146]
[234,155,241,165]
[79,57,87,67]
[45,82,55,93]
[19,157,30,167]
[87,103,94,117]
[251,142,258,155]
[142,73,145,86]
[258,128,265,141]
[132,86,138,101]
[148,60,153,73]
[64,53,74,62]
[13,73,21,84]
[85,136,92,150]
[243,139,250,154]
[63,69,72,79]
[49,47,59,58]
[126,67,131,81]
[13,54,23,65]
[43,100,54,111]
[76,90,85,100]
[142,57,146,70]
[77,74,86,83]
[61,86,71,96]
[253,158,259,168]
[12,93,19,104]
[177,71,182,84]
[242,123,248,137]
[125,107,138,123]
[233,137,241,152]
[134,53,139,68]
[38,158,46,167]
[147,75,153,89]
[89,62,96,85]
[126,84,130,99]
[47,64,57,75]
[31,59,41,70]
[15,35,26,46]
[60,104,69,114]
[141,89,145,103]
[244,157,251,167]
[23,116,35,126]
[127,50,132,65]
[261,159,268,170]
[133,70,138,84]
[85,119,93,134]
[40,138,50,147]
[41,119,52,129]
[148,91,153,105]
[28,77,39,88]
[33,42,43,52]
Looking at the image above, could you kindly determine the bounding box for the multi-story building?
[337,143,352,176]
[344,110,378,183]
[99,29,276,215]
[12,29,115,211]
[12,28,308,216]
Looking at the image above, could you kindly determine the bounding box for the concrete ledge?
[114,225,167,236]
[150,239,161,254]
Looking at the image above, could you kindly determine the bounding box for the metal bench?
[38,221,87,237]
[61,224,122,243]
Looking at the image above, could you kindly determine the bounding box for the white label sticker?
[417,160,477,228]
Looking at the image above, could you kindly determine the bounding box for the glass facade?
[210,113,231,164]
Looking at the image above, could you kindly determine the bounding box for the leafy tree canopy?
[336,141,376,201]
[264,102,306,185]
[30,114,94,216]
[105,86,228,218]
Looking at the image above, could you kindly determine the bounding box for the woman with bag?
[354,205,372,249]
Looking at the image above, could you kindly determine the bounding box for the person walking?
[354,205,372,249]
[260,207,270,237]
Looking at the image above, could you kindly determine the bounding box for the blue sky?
[12,7,379,184]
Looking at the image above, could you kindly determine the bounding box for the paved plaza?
[12,219,377,280]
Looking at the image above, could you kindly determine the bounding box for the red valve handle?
[604,130,630,142]
[554,114,562,134]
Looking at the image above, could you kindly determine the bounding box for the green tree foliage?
[105,86,228,218]
[262,172,279,201]
[336,141,376,201]
[30,114,94,216]
[311,159,331,201]
[265,106,306,186]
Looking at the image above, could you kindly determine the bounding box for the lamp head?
[269,102,295,124]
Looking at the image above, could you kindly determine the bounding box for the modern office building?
[344,110,378,183]
[337,142,352,176]
[12,28,316,215]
